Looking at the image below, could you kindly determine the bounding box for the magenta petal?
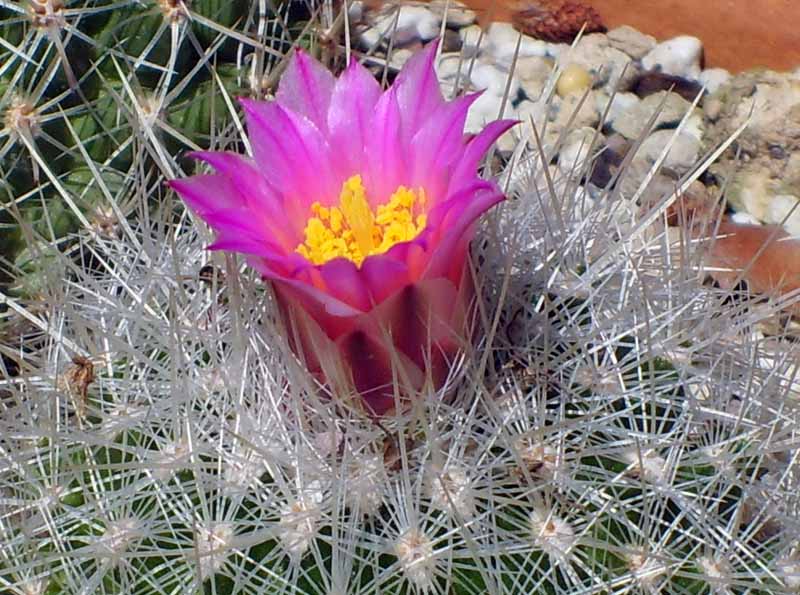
[424,185,505,281]
[276,50,335,133]
[393,39,444,141]
[169,175,242,214]
[200,207,266,238]
[366,87,406,205]
[318,258,371,312]
[328,57,383,179]
[360,254,411,304]
[275,277,362,320]
[189,151,278,208]
[426,179,497,228]
[408,92,481,200]
[240,99,336,207]
[448,119,518,194]
[208,234,283,258]
[188,151,299,248]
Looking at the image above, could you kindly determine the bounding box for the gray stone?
[559,127,603,176]
[595,91,640,130]
[348,0,365,22]
[617,163,680,200]
[615,129,700,199]
[698,68,731,95]
[764,194,800,235]
[612,91,694,140]
[606,25,656,60]
[723,72,800,156]
[704,71,800,224]
[514,100,559,155]
[551,90,601,132]
[641,35,703,80]
[719,167,773,220]
[636,129,701,175]
[436,52,474,96]
[428,0,476,28]
[470,61,521,98]
[703,97,723,121]
[360,4,441,49]
[458,24,484,58]
[465,91,512,134]
[681,113,706,142]
[485,22,550,65]
[388,48,414,70]
[515,56,555,100]
[723,159,800,237]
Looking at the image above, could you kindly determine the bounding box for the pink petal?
[200,207,267,239]
[374,279,461,373]
[208,234,283,258]
[360,254,412,304]
[276,50,335,133]
[240,99,336,208]
[169,175,241,214]
[393,40,443,141]
[274,276,363,322]
[317,258,372,312]
[408,92,481,201]
[188,151,299,248]
[448,119,518,195]
[365,87,406,205]
[424,184,505,282]
[328,57,383,180]
[426,179,497,228]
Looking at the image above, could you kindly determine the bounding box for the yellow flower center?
[296,175,428,266]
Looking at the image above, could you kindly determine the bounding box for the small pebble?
[765,194,800,236]
[730,211,761,226]
[486,22,550,65]
[596,91,639,127]
[637,129,701,175]
[428,0,476,28]
[703,97,723,121]
[641,35,703,80]
[697,68,731,95]
[557,64,591,97]
[606,25,656,60]
[458,24,483,58]
[388,48,414,70]
[559,127,601,175]
[470,62,521,98]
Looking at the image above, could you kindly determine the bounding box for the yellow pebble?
[557,64,592,98]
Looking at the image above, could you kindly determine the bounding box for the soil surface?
[439,0,800,72]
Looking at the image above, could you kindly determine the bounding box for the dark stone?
[633,71,705,102]
[589,134,630,189]
[442,29,463,53]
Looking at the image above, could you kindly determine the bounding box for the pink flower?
[170,42,515,415]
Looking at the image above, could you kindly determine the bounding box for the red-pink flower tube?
[170,41,515,415]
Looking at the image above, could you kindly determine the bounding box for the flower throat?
[296,175,427,266]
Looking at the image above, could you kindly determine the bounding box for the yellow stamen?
[296,175,428,267]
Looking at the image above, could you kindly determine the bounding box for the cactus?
[0,0,280,292]
[1,2,800,594]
